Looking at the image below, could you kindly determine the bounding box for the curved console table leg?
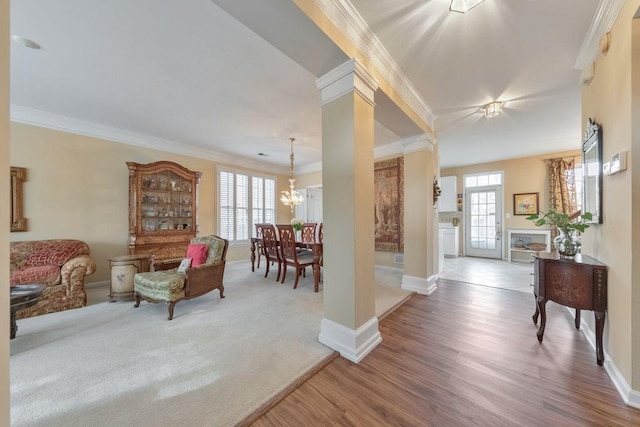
[536,298,547,343]
[574,309,581,329]
[595,311,605,366]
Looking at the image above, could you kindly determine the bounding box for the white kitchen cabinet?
[439,223,459,257]
[438,176,457,212]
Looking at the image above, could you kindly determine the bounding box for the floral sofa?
[10,239,97,319]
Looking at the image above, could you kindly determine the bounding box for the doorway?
[462,172,503,259]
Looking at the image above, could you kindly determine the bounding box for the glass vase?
[553,229,581,258]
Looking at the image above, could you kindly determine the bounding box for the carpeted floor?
[10,261,410,427]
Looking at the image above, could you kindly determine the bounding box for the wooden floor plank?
[251,279,640,426]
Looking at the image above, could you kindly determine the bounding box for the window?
[218,168,275,244]
[464,172,502,188]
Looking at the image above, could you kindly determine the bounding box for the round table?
[10,284,45,339]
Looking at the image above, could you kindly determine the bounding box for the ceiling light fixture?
[280,137,304,212]
[450,0,485,13]
[11,35,41,49]
[484,101,503,118]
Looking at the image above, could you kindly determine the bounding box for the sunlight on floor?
[441,256,533,294]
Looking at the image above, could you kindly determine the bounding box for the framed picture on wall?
[513,192,539,216]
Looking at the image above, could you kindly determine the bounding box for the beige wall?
[441,149,581,257]
[297,159,406,270]
[9,123,289,283]
[1,0,10,421]
[581,0,640,389]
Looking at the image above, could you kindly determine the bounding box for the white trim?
[316,58,379,107]
[567,307,640,409]
[296,161,323,175]
[574,0,626,70]
[401,274,437,295]
[402,134,436,154]
[313,0,436,129]
[10,105,289,175]
[374,141,403,159]
[318,316,382,363]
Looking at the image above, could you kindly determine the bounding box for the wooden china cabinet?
[127,161,201,266]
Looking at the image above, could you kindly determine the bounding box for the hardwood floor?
[251,279,640,426]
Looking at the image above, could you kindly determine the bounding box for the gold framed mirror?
[11,166,28,232]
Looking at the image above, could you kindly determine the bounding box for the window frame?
[217,167,276,245]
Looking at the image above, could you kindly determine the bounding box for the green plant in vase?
[290,218,304,239]
[526,209,593,258]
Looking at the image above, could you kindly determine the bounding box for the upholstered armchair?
[133,235,229,320]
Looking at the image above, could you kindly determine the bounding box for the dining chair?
[278,224,315,289]
[318,223,323,243]
[302,223,317,243]
[254,223,266,269]
[260,224,282,281]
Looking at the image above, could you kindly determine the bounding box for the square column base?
[401,274,438,295]
[319,317,382,363]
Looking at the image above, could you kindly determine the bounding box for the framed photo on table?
[513,192,539,216]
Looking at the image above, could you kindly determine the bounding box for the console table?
[532,251,607,365]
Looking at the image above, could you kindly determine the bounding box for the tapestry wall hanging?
[374,157,404,252]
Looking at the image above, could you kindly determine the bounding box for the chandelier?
[280,137,304,212]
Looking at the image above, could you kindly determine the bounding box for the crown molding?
[296,161,323,175]
[10,105,289,175]
[574,0,626,70]
[316,58,379,107]
[402,133,436,154]
[312,0,436,129]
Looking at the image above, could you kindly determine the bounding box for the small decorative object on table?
[526,209,593,258]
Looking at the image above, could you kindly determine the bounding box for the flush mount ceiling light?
[11,35,41,49]
[483,101,503,118]
[450,0,485,13]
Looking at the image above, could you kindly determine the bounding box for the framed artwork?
[513,192,539,216]
[10,166,28,232]
[374,157,404,252]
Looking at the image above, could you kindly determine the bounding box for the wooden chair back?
[277,224,298,262]
[260,224,280,262]
[302,223,317,243]
[318,223,323,243]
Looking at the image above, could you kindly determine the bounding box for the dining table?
[250,237,323,292]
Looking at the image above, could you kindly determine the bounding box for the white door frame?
[461,172,505,259]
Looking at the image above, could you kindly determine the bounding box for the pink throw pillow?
[186,244,208,267]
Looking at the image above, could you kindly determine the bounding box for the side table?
[10,284,45,339]
[109,254,153,302]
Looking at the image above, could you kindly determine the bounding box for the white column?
[316,58,380,363]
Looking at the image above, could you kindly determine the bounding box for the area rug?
[10,261,409,426]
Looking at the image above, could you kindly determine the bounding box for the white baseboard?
[318,316,382,363]
[401,274,437,295]
[567,307,640,408]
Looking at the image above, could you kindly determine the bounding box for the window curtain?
[545,157,577,239]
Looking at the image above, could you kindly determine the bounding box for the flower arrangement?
[290,218,304,232]
[525,210,592,234]
[526,209,593,257]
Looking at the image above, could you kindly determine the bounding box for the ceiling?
[9,0,602,171]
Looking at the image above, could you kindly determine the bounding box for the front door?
[464,186,502,259]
